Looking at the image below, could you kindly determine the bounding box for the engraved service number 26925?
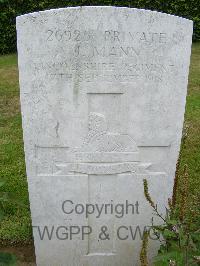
[46,29,92,42]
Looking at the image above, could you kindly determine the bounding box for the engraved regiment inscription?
[17,6,193,266]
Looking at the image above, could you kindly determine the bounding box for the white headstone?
[16,6,193,266]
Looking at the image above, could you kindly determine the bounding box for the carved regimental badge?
[47,112,164,176]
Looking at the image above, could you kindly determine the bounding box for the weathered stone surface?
[16,6,193,266]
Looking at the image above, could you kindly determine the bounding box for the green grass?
[0,54,32,243]
[176,43,200,235]
[0,44,200,244]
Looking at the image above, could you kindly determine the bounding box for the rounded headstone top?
[16,6,193,25]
